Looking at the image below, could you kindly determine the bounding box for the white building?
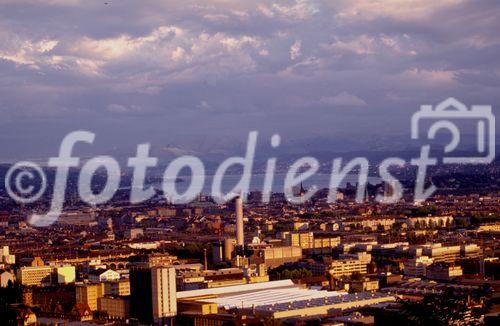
[89,269,120,282]
[178,280,395,320]
[421,244,461,263]
[125,228,144,240]
[0,270,14,287]
[151,267,177,324]
[2,246,15,265]
[17,266,53,286]
[56,266,76,284]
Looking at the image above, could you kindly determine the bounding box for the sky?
[0,0,499,161]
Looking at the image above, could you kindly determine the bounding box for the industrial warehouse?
[177,280,395,321]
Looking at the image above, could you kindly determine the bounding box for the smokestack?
[224,238,236,261]
[235,196,244,247]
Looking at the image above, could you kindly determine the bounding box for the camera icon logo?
[411,97,495,164]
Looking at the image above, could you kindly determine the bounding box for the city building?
[98,296,130,319]
[0,270,14,287]
[17,266,52,287]
[177,280,394,322]
[76,283,104,311]
[55,265,76,284]
[403,256,434,277]
[278,231,341,254]
[88,269,120,282]
[152,266,177,324]
[280,231,314,248]
[250,246,303,269]
[461,244,483,259]
[57,211,97,226]
[420,244,461,263]
[328,258,368,279]
[346,278,380,292]
[104,279,130,296]
[125,228,144,240]
[30,257,45,267]
[426,264,464,281]
[255,292,394,320]
[130,266,177,325]
[2,245,15,264]
[177,268,246,291]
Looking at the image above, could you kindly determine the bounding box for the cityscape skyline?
[0,1,499,326]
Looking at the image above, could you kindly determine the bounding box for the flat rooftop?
[255,292,393,312]
[201,287,346,309]
[176,279,297,299]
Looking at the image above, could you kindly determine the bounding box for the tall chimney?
[235,196,244,247]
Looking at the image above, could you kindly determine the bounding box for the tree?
[391,221,403,233]
[399,287,484,325]
[269,267,312,281]
[262,316,281,326]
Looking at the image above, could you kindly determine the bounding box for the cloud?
[322,35,375,55]
[290,40,302,60]
[333,0,463,21]
[106,103,155,116]
[197,100,212,111]
[271,0,319,20]
[1,0,82,5]
[320,92,367,107]
[0,38,59,68]
[171,46,186,61]
[0,0,499,158]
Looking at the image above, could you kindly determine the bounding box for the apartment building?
[55,266,76,284]
[328,258,368,279]
[104,279,130,296]
[76,283,104,311]
[250,246,303,269]
[426,265,463,281]
[98,296,130,319]
[403,256,434,277]
[17,266,53,286]
[421,244,461,263]
[279,232,340,254]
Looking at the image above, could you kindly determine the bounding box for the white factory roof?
[177,279,296,299]
[177,279,348,309]
[255,292,394,313]
[201,287,346,309]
